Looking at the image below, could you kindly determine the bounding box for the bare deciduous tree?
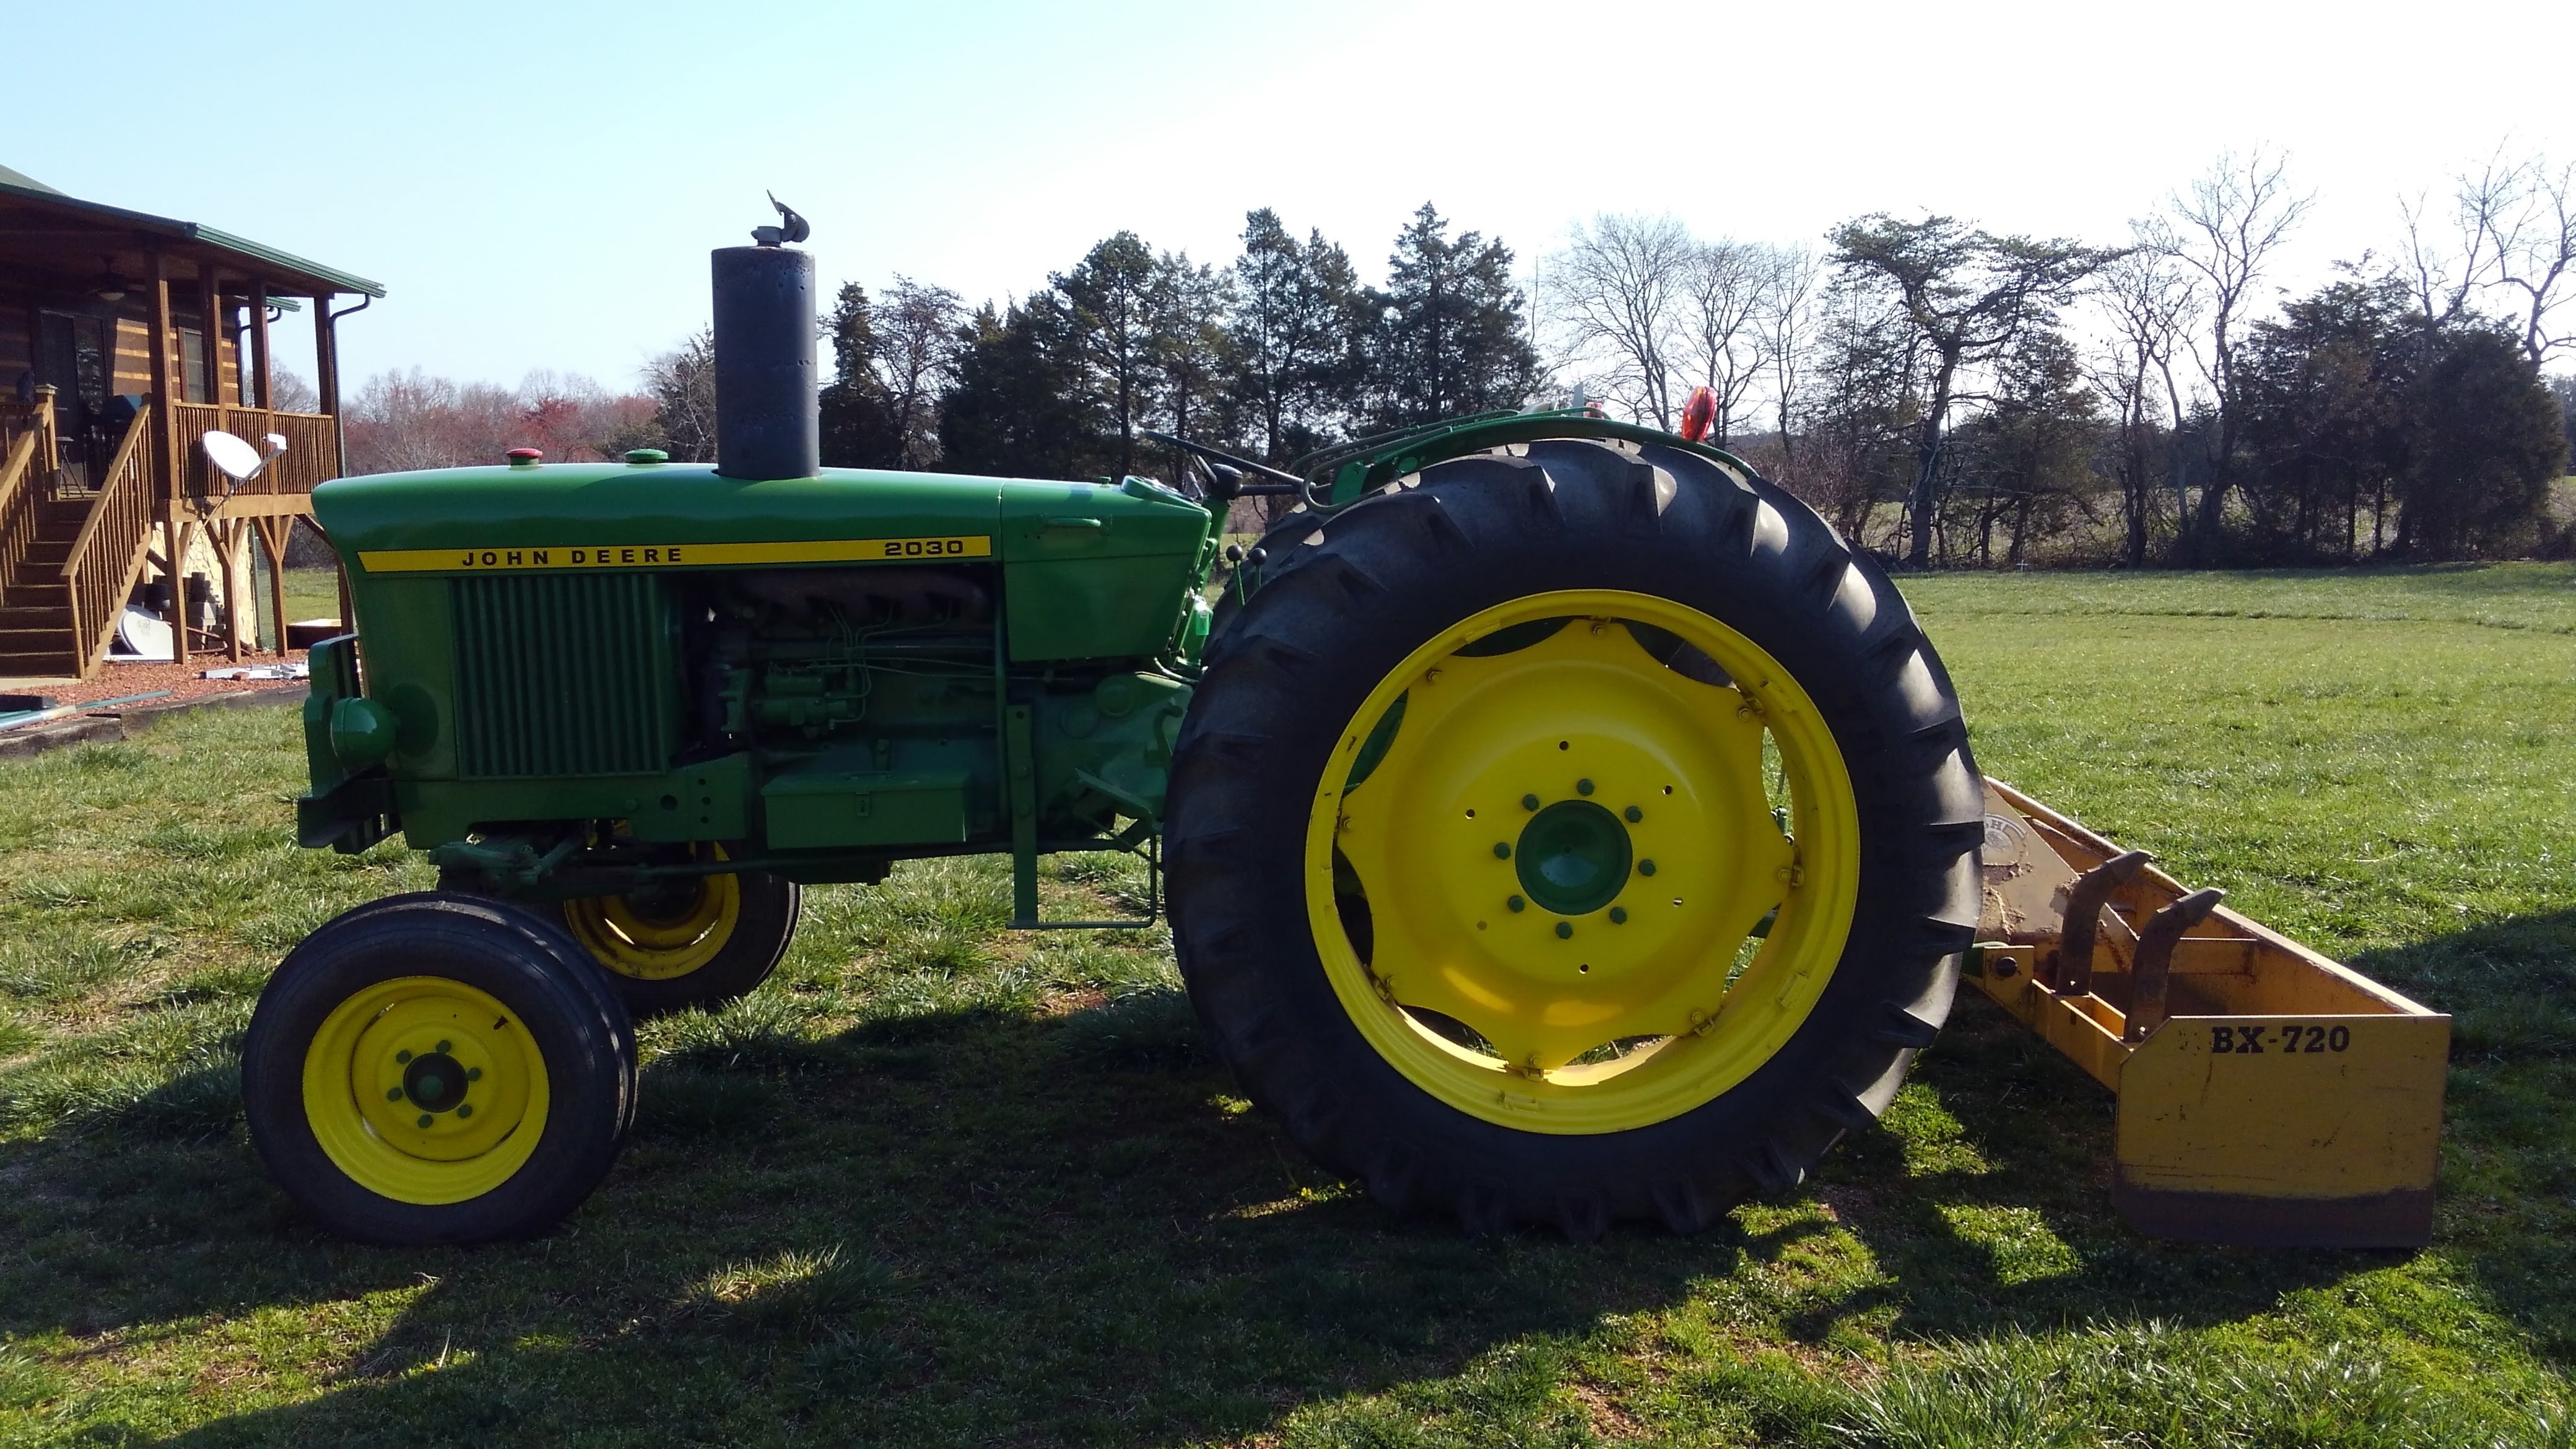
[2404,150,2575,368]
[647,331,718,463]
[2087,230,2200,565]
[873,277,967,468]
[2168,148,2313,557]
[1756,245,1820,476]
[1677,240,1773,447]
[1546,214,1695,429]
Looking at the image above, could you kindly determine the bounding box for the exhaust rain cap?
[711,193,819,481]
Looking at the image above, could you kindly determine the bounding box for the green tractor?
[243,224,1980,1245]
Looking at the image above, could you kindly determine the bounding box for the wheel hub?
[1515,799,1632,916]
[400,1050,471,1113]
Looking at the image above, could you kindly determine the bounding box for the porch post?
[250,279,272,412]
[199,272,242,661]
[148,251,185,663]
[313,293,342,472]
[222,521,246,663]
[259,518,289,657]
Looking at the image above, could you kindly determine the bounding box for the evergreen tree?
[1056,233,1165,479]
[1153,251,1237,480]
[937,298,1102,479]
[1227,209,1367,462]
[1828,214,2116,567]
[1365,204,1542,432]
[2234,277,2413,560]
[817,282,902,468]
[1944,328,2105,565]
[2401,324,2568,559]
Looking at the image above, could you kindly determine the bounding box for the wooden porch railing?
[170,403,339,500]
[0,390,59,466]
[0,429,39,598]
[62,404,160,679]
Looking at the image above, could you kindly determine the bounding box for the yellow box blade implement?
[1972,778,2449,1248]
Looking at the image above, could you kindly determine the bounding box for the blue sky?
[15,0,2573,394]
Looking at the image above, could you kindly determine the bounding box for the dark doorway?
[35,308,113,489]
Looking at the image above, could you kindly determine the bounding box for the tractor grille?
[452,573,672,778]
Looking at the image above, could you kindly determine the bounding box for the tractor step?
[1970,777,2447,1250]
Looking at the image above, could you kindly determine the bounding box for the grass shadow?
[12,999,1741,1444]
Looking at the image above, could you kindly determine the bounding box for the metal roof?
[0,168,383,298]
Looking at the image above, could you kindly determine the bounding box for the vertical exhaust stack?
[711,217,818,480]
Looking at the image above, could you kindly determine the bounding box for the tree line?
[645,203,1543,494]
[1538,151,2574,567]
[353,152,2576,568]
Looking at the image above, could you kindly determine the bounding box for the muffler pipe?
[711,243,818,480]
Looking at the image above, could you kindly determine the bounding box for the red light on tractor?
[1679,387,1715,443]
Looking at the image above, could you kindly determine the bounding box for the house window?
[178,328,209,403]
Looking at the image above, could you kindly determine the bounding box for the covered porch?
[0,164,382,679]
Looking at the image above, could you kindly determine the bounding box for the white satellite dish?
[201,430,288,487]
[115,604,172,658]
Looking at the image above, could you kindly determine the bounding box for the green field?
[1,564,2571,1446]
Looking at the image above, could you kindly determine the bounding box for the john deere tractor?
[237,219,1978,1243]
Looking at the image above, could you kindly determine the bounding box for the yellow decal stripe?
[357,536,993,573]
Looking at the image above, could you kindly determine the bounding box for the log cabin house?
[0,162,381,679]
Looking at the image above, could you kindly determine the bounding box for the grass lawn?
[1,563,2572,1446]
[281,568,340,626]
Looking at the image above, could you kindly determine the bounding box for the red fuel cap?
[505,447,544,467]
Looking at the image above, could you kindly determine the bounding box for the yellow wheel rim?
[1305,590,1861,1134]
[300,976,550,1206]
[561,868,741,982]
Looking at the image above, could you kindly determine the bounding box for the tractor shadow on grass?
[27,993,1747,1445]
[2350,908,2576,1367]
[1796,910,2576,1370]
[24,920,2571,1443]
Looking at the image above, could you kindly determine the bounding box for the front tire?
[242,893,637,1245]
[1165,438,1983,1236]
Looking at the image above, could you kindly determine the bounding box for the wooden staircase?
[0,398,163,681]
[0,491,97,677]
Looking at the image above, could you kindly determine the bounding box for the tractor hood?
[312,463,1212,576]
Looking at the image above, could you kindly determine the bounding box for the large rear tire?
[242,893,637,1244]
[1165,438,1982,1236]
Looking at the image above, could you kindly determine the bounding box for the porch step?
[0,653,80,677]
[0,626,76,656]
[0,606,71,632]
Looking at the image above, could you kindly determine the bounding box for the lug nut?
[466,1067,482,1081]
[1521,793,1541,811]
[458,1103,474,1118]
[395,1049,412,1063]
[1610,907,1629,924]
[416,1114,433,1129]
[1556,921,1573,939]
[1507,895,1526,912]
[1576,778,1595,796]
[1638,859,1657,876]
[1492,842,1512,859]
[1625,806,1643,822]
[436,1040,452,1053]
[385,1087,403,1102]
